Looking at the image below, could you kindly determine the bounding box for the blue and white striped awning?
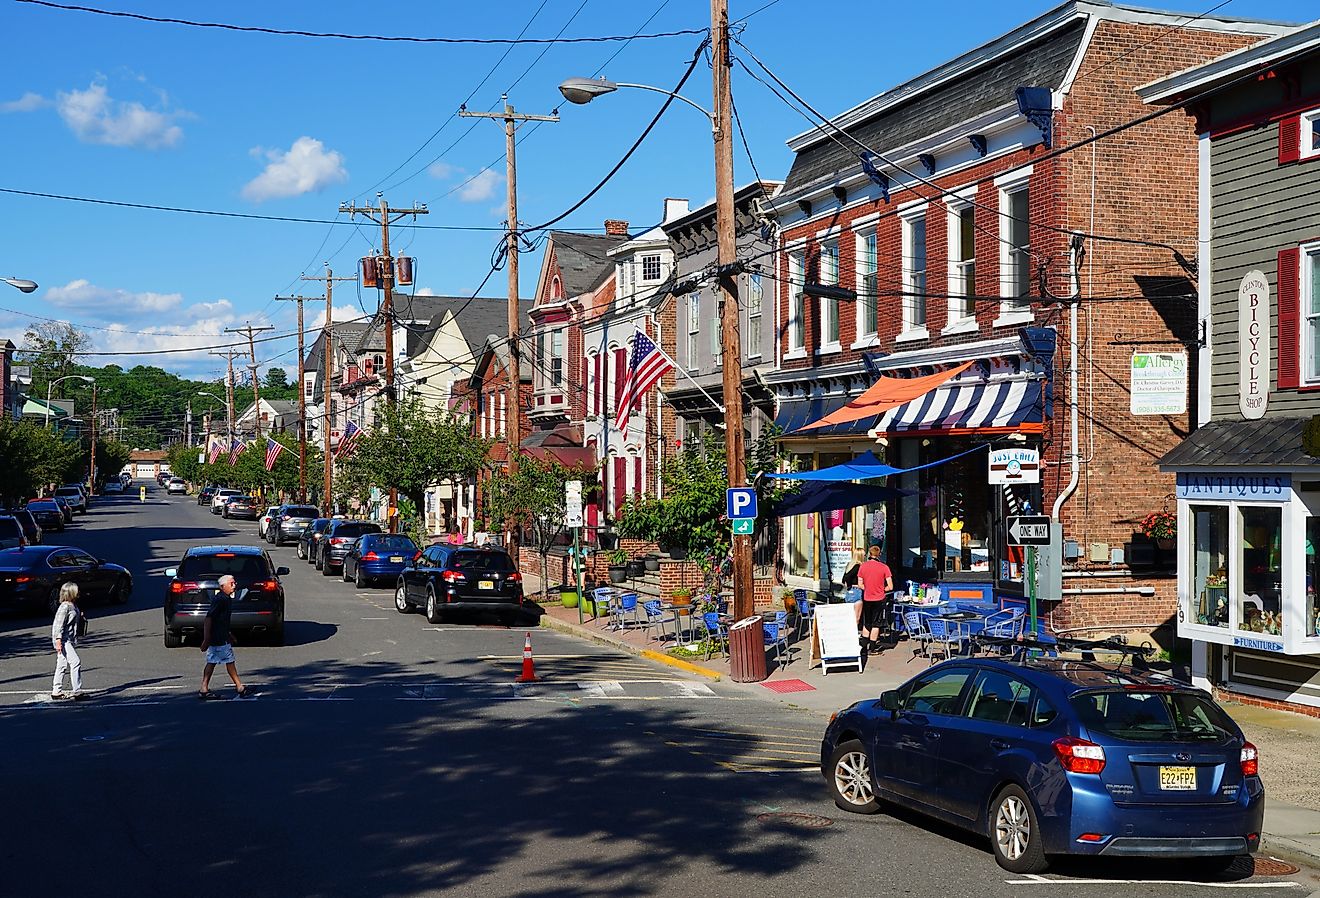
[870,375,1047,435]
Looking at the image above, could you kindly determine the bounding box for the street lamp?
[45,375,94,428]
[197,390,230,442]
[3,277,38,293]
[557,77,716,130]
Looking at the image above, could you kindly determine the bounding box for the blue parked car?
[341,533,418,588]
[821,648,1263,874]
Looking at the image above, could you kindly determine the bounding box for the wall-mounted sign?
[988,447,1040,484]
[1130,351,1187,415]
[1233,634,1283,653]
[1175,472,1290,502]
[1238,270,1270,420]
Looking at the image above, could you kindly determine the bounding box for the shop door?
[1303,492,1320,638]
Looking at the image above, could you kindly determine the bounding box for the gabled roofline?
[1138,19,1320,105]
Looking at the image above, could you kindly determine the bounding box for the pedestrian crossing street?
[647,722,822,773]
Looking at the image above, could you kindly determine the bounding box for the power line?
[14,1,708,44]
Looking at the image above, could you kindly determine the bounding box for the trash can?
[728,615,768,683]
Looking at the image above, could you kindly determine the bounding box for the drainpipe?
[1050,237,1083,524]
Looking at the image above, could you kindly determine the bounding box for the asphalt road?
[1,486,1316,897]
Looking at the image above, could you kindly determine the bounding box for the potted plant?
[558,584,579,608]
[597,529,619,551]
[626,557,646,578]
[643,553,660,573]
[607,548,628,584]
[1140,510,1177,550]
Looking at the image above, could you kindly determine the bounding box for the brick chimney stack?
[603,219,630,236]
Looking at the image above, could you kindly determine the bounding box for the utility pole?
[209,349,241,444]
[303,267,356,512]
[711,0,752,620]
[88,382,97,492]
[185,401,192,448]
[225,323,275,438]
[340,195,428,532]
[275,293,314,501]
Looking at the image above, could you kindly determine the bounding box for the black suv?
[298,518,332,562]
[269,504,321,547]
[394,544,523,624]
[197,486,217,506]
[163,546,289,647]
[316,520,383,575]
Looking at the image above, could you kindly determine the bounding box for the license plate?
[389,556,403,563]
[479,579,494,590]
[1159,766,1197,791]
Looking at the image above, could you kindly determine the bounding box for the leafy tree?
[263,367,289,391]
[487,453,597,597]
[93,440,133,488]
[19,321,90,396]
[0,419,82,504]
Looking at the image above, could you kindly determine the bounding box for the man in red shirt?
[858,545,894,654]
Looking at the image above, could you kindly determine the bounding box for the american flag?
[207,437,224,464]
[228,437,245,465]
[265,437,286,471]
[616,330,673,438]
[335,420,362,461]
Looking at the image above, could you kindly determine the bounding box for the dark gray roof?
[1159,417,1320,468]
[266,400,298,415]
[414,297,533,357]
[302,330,325,374]
[550,231,628,296]
[780,17,1086,198]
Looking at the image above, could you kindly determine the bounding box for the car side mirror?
[164,568,177,578]
[276,566,290,576]
[878,690,900,712]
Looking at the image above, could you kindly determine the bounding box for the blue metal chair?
[612,592,640,630]
[641,600,673,642]
[796,595,816,643]
[982,608,1025,649]
[763,611,791,669]
[702,612,729,659]
[903,610,933,662]
[924,617,968,665]
[591,587,616,623]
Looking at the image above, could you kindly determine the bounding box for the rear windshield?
[450,550,515,573]
[54,488,80,497]
[1070,690,1237,743]
[284,507,319,518]
[334,522,382,538]
[365,535,417,552]
[28,501,58,511]
[230,496,256,503]
[309,519,331,533]
[0,518,21,537]
[178,554,270,582]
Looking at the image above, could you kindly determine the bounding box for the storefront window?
[1239,506,1282,637]
[1192,506,1228,628]
[788,511,812,578]
[1308,517,1320,637]
[943,443,992,574]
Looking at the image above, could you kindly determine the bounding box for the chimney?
[604,219,630,236]
[663,198,690,223]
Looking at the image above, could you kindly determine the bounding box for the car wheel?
[110,578,130,604]
[163,625,183,648]
[425,588,442,624]
[274,533,283,547]
[990,785,1048,874]
[47,587,62,616]
[827,739,880,814]
[342,563,352,582]
[296,541,305,559]
[314,551,323,571]
[355,567,367,589]
[321,557,334,576]
[395,584,410,614]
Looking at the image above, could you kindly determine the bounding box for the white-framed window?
[711,316,724,367]
[641,253,662,282]
[687,291,701,369]
[947,198,976,324]
[787,251,805,353]
[550,329,564,386]
[1303,109,1320,161]
[999,175,1032,307]
[855,228,878,340]
[745,273,763,358]
[819,241,840,348]
[1305,244,1320,383]
[618,262,632,299]
[535,331,546,390]
[901,207,928,331]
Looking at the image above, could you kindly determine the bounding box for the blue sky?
[0,0,1308,380]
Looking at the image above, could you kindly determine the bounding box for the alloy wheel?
[995,795,1031,861]
[395,585,408,613]
[833,750,875,808]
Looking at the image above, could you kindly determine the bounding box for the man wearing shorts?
[200,574,254,699]
[858,546,894,655]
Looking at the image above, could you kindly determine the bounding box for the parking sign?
[726,487,757,520]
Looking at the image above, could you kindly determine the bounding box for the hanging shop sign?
[1130,351,1187,415]
[988,447,1040,485]
[1175,472,1290,502]
[1238,270,1270,420]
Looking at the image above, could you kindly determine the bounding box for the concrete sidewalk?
[526,576,1320,869]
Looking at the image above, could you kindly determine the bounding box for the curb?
[1261,835,1320,872]
[538,615,722,682]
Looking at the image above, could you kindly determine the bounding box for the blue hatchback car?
[341,533,418,588]
[821,651,1263,874]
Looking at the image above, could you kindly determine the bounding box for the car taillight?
[441,570,466,584]
[170,581,200,594]
[1053,736,1106,774]
[256,580,280,592]
[361,551,379,561]
[507,572,522,583]
[1241,742,1259,777]
[331,537,350,545]
[16,575,31,583]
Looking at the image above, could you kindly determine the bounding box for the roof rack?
[981,633,1157,668]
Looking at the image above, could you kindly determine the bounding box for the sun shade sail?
[773,481,915,517]
[793,361,974,433]
[764,442,989,482]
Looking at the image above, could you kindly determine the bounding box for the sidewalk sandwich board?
[811,603,864,675]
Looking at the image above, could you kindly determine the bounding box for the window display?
[1192,506,1229,628]
[1309,517,1320,637]
[1239,506,1282,637]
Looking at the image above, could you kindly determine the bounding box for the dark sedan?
[52,496,74,523]
[0,517,25,550]
[197,486,217,506]
[163,545,288,646]
[5,508,42,546]
[317,520,383,575]
[222,495,259,520]
[342,533,418,588]
[0,545,132,615]
[394,544,523,624]
[25,499,65,533]
[298,518,332,562]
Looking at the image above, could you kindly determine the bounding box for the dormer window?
[641,253,662,282]
[551,276,563,299]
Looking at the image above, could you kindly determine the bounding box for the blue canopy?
[773,481,914,517]
[764,443,990,482]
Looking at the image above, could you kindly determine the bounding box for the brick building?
[767,1,1287,638]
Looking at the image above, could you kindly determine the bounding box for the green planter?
[559,588,579,608]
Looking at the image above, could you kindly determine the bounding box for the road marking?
[1005,877,1300,889]
[360,617,388,620]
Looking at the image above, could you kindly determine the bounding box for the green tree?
[263,367,289,391]
[20,321,90,397]
[93,440,133,488]
[0,419,82,503]
[487,453,596,598]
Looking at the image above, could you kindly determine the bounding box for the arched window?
[551,276,563,300]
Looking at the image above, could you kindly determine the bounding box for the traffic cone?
[516,631,537,683]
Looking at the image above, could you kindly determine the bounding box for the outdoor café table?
[935,610,986,655]
[892,601,949,633]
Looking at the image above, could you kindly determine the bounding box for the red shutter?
[1280,114,1302,165]
[593,354,601,416]
[614,349,627,415]
[613,457,626,518]
[634,456,643,497]
[1278,247,1301,390]
[580,358,588,417]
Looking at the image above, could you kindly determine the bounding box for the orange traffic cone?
[516,631,537,683]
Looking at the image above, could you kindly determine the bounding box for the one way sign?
[1007,515,1051,546]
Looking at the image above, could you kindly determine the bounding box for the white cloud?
[457,168,502,202]
[0,92,47,113]
[54,82,184,149]
[414,287,438,296]
[45,279,183,314]
[427,160,456,180]
[242,136,348,203]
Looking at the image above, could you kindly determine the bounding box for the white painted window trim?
[849,211,882,231]
[815,224,842,241]
[895,326,931,344]
[942,315,980,337]
[686,291,701,371]
[945,195,977,329]
[899,206,928,332]
[1303,241,1320,385]
[819,240,841,349]
[787,251,805,352]
[996,174,1032,324]
[854,225,879,342]
[1302,109,1320,161]
[994,165,1033,190]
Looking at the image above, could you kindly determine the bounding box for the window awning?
[794,362,973,432]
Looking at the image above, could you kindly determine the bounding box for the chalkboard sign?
[811,603,863,675]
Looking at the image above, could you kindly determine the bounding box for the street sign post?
[565,480,583,529]
[1007,515,1051,546]
[726,487,757,520]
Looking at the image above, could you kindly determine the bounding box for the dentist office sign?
[1238,270,1269,420]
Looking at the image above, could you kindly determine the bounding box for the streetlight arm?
[44,375,94,428]
[3,277,38,293]
[613,83,716,126]
[558,77,715,130]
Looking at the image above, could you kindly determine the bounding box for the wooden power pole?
[275,293,313,501]
[302,267,355,511]
[225,323,274,438]
[209,348,241,444]
[340,195,428,532]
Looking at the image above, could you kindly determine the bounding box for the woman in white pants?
[51,582,83,699]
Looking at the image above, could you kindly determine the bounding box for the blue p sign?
[726,487,757,520]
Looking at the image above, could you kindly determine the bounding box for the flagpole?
[641,328,726,415]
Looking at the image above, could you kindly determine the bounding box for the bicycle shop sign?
[1238,269,1270,421]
